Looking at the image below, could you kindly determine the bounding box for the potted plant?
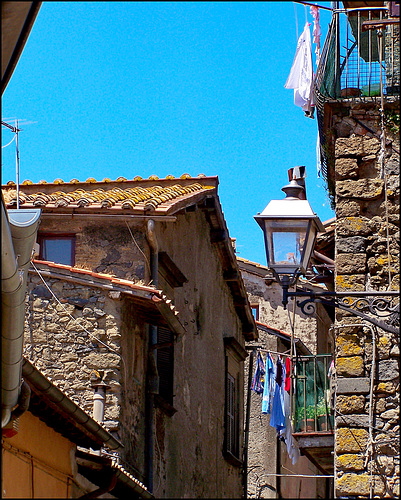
[296,405,316,432]
[316,399,333,431]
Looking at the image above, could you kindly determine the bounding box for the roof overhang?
[22,357,123,451]
[76,448,153,499]
[1,1,42,94]
[30,260,186,336]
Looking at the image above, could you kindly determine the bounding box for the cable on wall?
[125,220,152,284]
[30,261,129,386]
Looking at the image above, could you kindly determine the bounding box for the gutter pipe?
[243,349,254,498]
[1,203,41,427]
[145,219,159,494]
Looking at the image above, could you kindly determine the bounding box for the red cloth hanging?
[285,357,291,393]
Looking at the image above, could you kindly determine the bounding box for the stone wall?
[36,217,148,282]
[332,103,400,498]
[25,274,123,424]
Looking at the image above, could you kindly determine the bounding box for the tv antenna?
[2,119,21,209]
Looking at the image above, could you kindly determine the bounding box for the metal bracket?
[284,289,399,334]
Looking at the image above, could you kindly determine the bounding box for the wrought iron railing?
[293,354,334,433]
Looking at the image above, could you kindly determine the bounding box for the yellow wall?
[2,411,76,498]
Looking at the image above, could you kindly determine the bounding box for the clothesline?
[246,347,292,357]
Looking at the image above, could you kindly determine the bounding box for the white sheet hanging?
[284,22,315,117]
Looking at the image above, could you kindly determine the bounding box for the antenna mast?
[1,120,21,209]
[15,120,20,209]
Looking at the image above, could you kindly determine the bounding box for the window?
[223,336,247,466]
[37,233,75,266]
[156,326,174,406]
[251,304,259,321]
[226,372,239,458]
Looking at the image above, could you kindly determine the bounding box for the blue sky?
[2,1,334,265]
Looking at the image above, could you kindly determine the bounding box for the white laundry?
[310,5,321,67]
[285,22,315,117]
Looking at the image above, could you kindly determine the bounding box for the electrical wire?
[30,261,129,386]
[125,220,152,284]
[377,28,393,290]
[2,134,16,148]
[294,2,299,40]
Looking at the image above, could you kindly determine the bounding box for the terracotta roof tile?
[2,175,216,213]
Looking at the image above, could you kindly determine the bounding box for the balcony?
[292,354,334,475]
[314,3,400,183]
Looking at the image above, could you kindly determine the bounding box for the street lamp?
[254,167,399,334]
[254,167,325,285]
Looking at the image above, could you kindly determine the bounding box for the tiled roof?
[30,260,185,336]
[2,174,217,214]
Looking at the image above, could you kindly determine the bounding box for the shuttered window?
[157,326,174,405]
[226,373,238,457]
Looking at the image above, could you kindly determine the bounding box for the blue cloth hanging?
[269,357,287,433]
[261,353,276,414]
[251,352,265,394]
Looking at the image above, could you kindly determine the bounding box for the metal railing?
[314,5,399,183]
[315,6,399,100]
[293,354,333,433]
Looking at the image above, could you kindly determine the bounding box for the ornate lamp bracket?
[284,289,399,334]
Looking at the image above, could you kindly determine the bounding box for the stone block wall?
[24,273,125,420]
[332,103,400,498]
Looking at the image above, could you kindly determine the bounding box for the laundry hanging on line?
[251,350,300,465]
[284,22,315,118]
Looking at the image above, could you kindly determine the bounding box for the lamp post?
[255,167,399,334]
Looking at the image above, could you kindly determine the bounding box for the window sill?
[223,450,242,468]
[154,395,177,417]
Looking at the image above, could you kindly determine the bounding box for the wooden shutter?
[157,326,174,405]
[227,373,236,456]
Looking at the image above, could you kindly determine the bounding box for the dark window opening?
[156,326,174,406]
[226,372,238,457]
[38,233,76,266]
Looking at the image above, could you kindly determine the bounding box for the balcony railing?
[292,354,333,434]
[315,6,399,100]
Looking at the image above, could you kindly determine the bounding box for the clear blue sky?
[2,1,334,265]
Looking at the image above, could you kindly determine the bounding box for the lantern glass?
[263,219,313,274]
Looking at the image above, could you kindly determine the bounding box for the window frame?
[223,336,247,467]
[37,233,76,266]
[251,304,260,321]
[154,326,176,415]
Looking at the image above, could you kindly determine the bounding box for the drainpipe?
[91,380,110,456]
[92,382,109,424]
[1,202,41,428]
[145,219,159,494]
[243,349,254,499]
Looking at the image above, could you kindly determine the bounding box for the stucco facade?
[2,412,75,498]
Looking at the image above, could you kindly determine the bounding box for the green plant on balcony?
[296,404,316,421]
[384,110,400,135]
[306,405,317,419]
[316,398,329,418]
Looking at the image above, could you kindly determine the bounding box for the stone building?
[314,2,400,497]
[238,256,334,499]
[2,174,257,498]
